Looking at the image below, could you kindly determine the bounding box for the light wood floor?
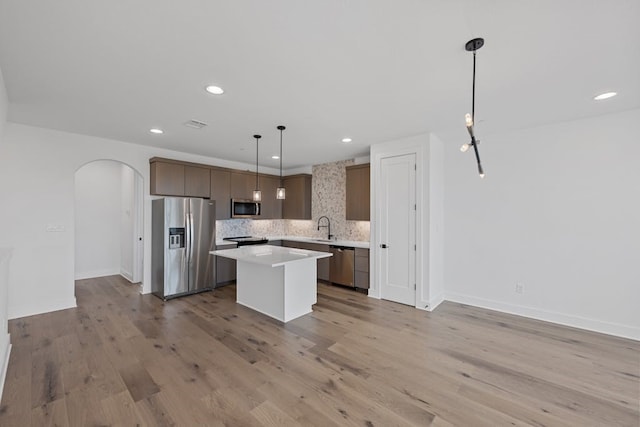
[1,276,638,426]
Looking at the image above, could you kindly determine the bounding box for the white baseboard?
[8,296,77,320]
[445,292,640,341]
[75,268,119,280]
[426,293,445,312]
[120,269,133,282]
[0,335,11,402]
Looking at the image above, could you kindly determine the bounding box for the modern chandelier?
[460,37,485,178]
[276,125,286,199]
[252,134,262,202]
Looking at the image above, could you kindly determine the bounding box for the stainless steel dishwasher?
[330,246,355,287]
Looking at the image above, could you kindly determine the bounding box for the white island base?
[211,245,332,322]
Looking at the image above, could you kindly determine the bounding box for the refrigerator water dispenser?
[168,227,185,249]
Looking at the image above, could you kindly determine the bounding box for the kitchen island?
[210,245,332,322]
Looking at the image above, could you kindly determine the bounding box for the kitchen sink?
[311,238,333,243]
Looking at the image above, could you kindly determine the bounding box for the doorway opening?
[74,160,144,285]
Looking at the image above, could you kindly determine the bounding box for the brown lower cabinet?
[215,244,237,286]
[214,241,367,288]
[354,247,370,289]
[215,241,283,286]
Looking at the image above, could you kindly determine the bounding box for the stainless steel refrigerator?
[152,197,216,300]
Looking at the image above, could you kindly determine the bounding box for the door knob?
[380,244,389,249]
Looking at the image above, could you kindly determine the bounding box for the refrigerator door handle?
[186,212,192,262]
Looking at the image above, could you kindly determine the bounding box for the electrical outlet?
[515,283,524,294]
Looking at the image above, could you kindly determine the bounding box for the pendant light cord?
[255,135,259,189]
[472,50,476,123]
[279,129,283,186]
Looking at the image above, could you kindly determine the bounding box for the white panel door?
[380,153,416,306]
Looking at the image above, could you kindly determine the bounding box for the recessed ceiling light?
[149,128,163,134]
[205,85,224,95]
[272,155,280,160]
[593,91,617,101]
[341,137,352,143]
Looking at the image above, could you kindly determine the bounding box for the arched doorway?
[74,160,144,284]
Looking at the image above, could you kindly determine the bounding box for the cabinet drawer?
[355,255,369,273]
[355,248,369,258]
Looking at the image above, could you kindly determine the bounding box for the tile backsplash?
[217,159,370,242]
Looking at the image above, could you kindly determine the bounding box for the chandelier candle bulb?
[465,113,473,127]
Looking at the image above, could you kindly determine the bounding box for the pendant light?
[460,37,486,178]
[276,125,286,199]
[253,134,262,202]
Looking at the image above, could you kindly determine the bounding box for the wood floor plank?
[0,344,32,422]
[250,400,299,426]
[118,362,160,402]
[31,398,69,427]
[0,276,637,426]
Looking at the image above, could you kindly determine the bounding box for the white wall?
[0,66,11,400]
[441,109,640,340]
[0,122,271,319]
[75,161,122,279]
[120,164,135,281]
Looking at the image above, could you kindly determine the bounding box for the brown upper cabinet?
[282,174,312,219]
[210,168,231,219]
[260,175,283,219]
[184,165,211,198]
[150,158,210,198]
[150,157,298,220]
[346,163,370,221]
[230,171,256,200]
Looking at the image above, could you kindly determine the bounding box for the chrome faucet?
[317,216,333,240]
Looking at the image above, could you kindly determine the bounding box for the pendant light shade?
[253,134,262,202]
[276,125,286,200]
[461,37,486,178]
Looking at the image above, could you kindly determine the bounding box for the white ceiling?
[0,0,638,168]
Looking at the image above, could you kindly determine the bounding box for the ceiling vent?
[183,119,208,129]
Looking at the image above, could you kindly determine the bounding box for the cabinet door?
[185,166,210,198]
[230,171,256,200]
[354,248,369,289]
[211,169,231,219]
[260,175,283,219]
[215,244,237,285]
[346,164,370,221]
[150,161,185,196]
[282,175,312,219]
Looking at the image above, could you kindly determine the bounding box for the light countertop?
[215,236,369,249]
[211,244,332,267]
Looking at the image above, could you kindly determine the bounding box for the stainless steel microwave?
[231,199,261,218]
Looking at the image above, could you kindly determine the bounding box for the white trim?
[445,292,640,341]
[0,339,10,402]
[132,171,144,284]
[120,269,133,282]
[423,292,445,312]
[8,297,77,320]
[74,268,120,280]
[370,134,429,308]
